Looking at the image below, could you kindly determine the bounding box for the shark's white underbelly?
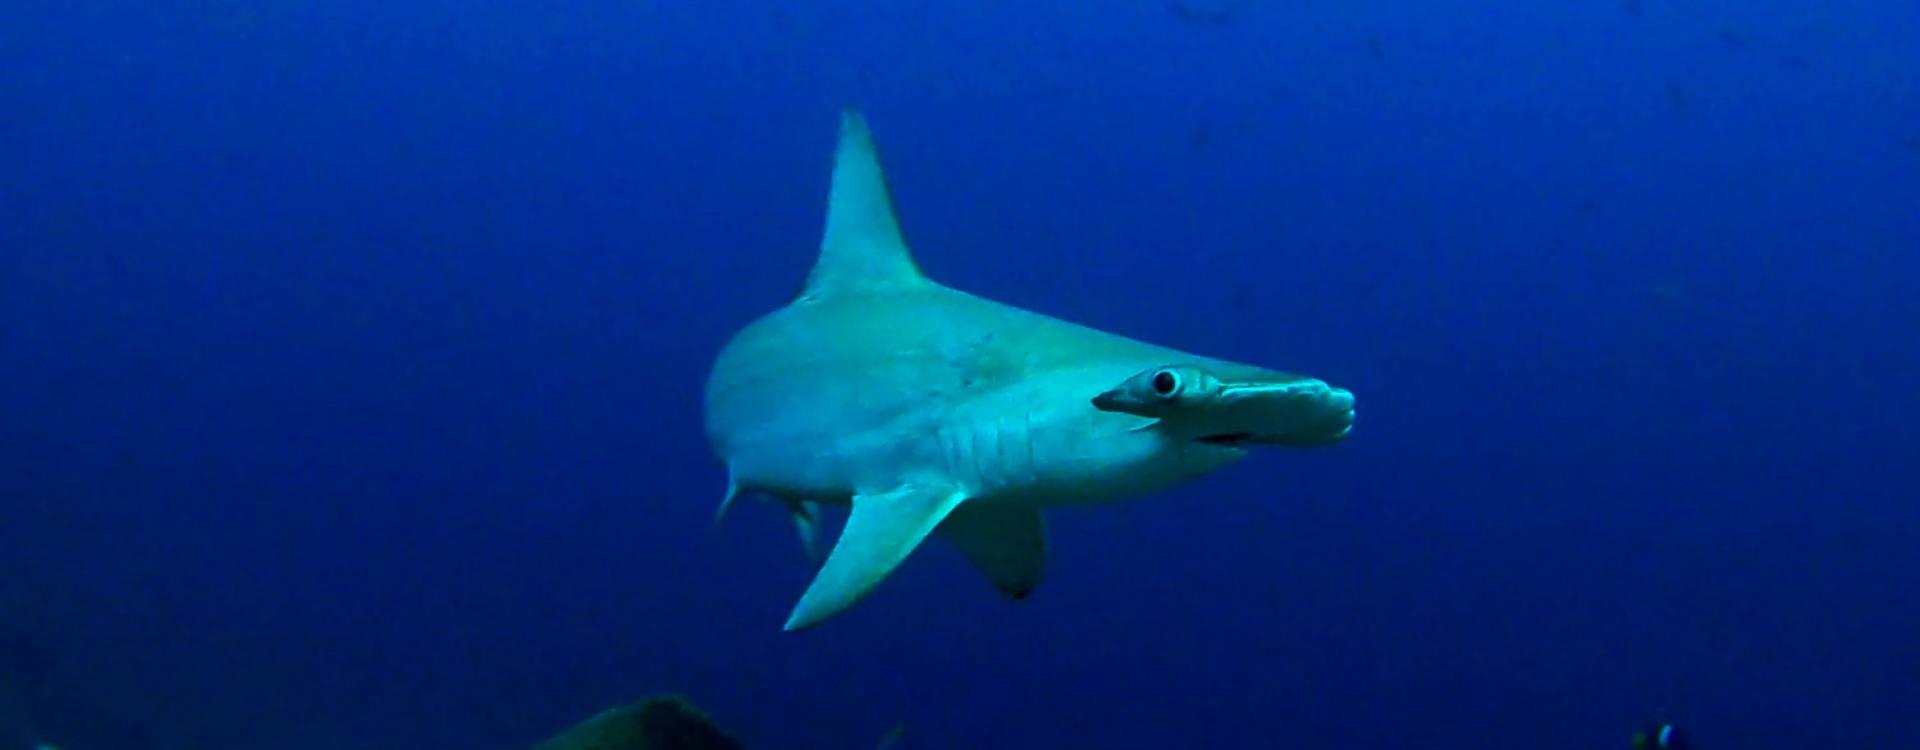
[720,387,1243,508]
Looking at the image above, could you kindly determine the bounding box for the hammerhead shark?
[704,112,1356,631]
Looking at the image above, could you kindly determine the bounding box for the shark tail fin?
[801,110,929,299]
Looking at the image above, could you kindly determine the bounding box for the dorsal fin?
[801,111,928,299]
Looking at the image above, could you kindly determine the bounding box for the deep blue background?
[3,1,1916,748]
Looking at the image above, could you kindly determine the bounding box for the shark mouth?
[1196,432,1256,446]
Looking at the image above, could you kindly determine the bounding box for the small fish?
[874,723,908,749]
[1631,722,1691,749]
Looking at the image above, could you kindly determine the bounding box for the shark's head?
[1091,364,1355,448]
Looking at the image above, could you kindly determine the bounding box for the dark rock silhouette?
[533,696,745,750]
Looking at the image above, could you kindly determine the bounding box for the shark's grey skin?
[704,112,1355,631]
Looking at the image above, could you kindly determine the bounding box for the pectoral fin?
[784,484,967,631]
[938,504,1047,599]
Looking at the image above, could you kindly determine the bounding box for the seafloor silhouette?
[533,695,745,750]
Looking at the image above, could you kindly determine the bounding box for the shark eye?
[1150,369,1181,397]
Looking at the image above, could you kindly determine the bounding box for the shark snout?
[1301,384,1356,443]
[1233,379,1352,447]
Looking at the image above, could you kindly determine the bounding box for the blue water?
[3,1,1916,748]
